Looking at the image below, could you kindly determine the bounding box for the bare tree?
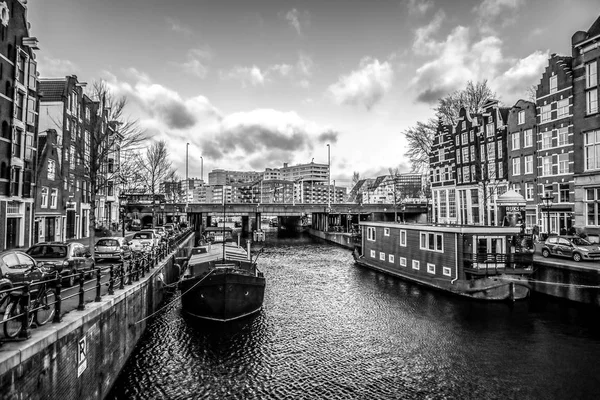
[388,167,402,222]
[136,140,173,227]
[526,84,537,102]
[435,80,496,125]
[352,171,360,187]
[403,118,437,173]
[77,81,146,255]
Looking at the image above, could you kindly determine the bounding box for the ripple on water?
[108,234,600,400]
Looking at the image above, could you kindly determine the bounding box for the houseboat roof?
[359,221,522,235]
[205,227,233,232]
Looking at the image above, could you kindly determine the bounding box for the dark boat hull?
[180,271,266,322]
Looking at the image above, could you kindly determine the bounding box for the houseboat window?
[420,232,444,252]
[400,230,406,246]
[379,252,386,261]
[443,267,452,277]
[400,257,407,267]
[367,227,376,241]
[412,260,420,270]
[370,250,376,258]
[389,254,394,263]
[427,263,436,274]
[384,228,390,236]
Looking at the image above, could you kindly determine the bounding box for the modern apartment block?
[0,0,39,250]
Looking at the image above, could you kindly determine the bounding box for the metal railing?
[0,228,193,345]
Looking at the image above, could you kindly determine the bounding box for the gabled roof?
[38,79,66,102]
[587,15,600,38]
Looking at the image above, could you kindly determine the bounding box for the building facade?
[0,0,39,250]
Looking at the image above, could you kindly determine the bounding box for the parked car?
[152,226,168,241]
[541,235,600,262]
[26,242,95,286]
[94,237,132,263]
[163,223,175,236]
[0,250,46,289]
[129,230,160,253]
[130,219,142,231]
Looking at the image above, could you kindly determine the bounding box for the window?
[541,104,551,122]
[456,150,461,164]
[439,148,445,162]
[15,91,24,121]
[427,263,435,274]
[488,162,496,179]
[486,122,494,137]
[584,130,600,171]
[455,136,460,146]
[498,162,503,179]
[367,227,376,241]
[449,188,456,218]
[400,257,407,267]
[511,132,520,150]
[370,250,376,258]
[70,145,75,168]
[518,110,525,125]
[487,142,495,160]
[457,168,462,183]
[524,155,533,174]
[420,232,443,252]
[585,188,600,226]
[560,183,570,203]
[586,61,597,89]
[412,260,420,270]
[550,75,557,93]
[50,188,57,208]
[462,132,468,144]
[442,267,452,277]
[388,254,394,263]
[542,156,552,176]
[379,252,386,261]
[557,99,569,118]
[400,230,406,246]
[512,158,520,176]
[587,89,598,115]
[462,147,469,163]
[558,153,569,174]
[525,183,534,201]
[12,129,22,158]
[41,187,48,208]
[524,129,533,148]
[557,127,568,146]
[470,145,475,162]
[497,141,502,158]
[462,166,469,182]
[542,131,552,149]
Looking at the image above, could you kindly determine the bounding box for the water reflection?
[108,232,600,400]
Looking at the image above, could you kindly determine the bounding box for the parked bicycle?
[3,267,56,338]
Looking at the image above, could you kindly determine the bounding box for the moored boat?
[353,222,534,301]
[179,228,265,322]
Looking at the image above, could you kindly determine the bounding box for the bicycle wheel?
[3,299,24,338]
[35,288,56,326]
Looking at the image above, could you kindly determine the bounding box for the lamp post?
[540,193,554,238]
[118,193,127,237]
[401,203,406,223]
[327,144,331,208]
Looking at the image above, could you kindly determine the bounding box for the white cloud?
[37,55,79,77]
[178,48,213,79]
[410,24,548,105]
[473,0,523,33]
[407,0,434,15]
[413,9,446,55]
[283,9,310,36]
[166,17,193,37]
[327,57,394,110]
[220,65,266,87]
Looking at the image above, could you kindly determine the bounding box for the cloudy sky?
[28,0,599,186]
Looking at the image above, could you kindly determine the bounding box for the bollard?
[18,282,31,339]
[119,264,125,290]
[53,271,62,323]
[125,260,132,285]
[77,271,85,310]
[95,267,102,302]
[141,256,146,278]
[108,265,115,295]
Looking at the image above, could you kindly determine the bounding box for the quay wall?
[308,228,356,250]
[0,234,195,400]
[531,261,600,306]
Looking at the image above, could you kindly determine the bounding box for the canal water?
[108,233,600,399]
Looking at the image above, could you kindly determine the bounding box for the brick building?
[0,0,39,250]
[34,129,63,242]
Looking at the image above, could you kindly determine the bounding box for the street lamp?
[401,202,406,223]
[540,193,554,238]
[327,144,331,209]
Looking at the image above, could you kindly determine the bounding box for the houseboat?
[180,228,266,322]
[353,222,534,301]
